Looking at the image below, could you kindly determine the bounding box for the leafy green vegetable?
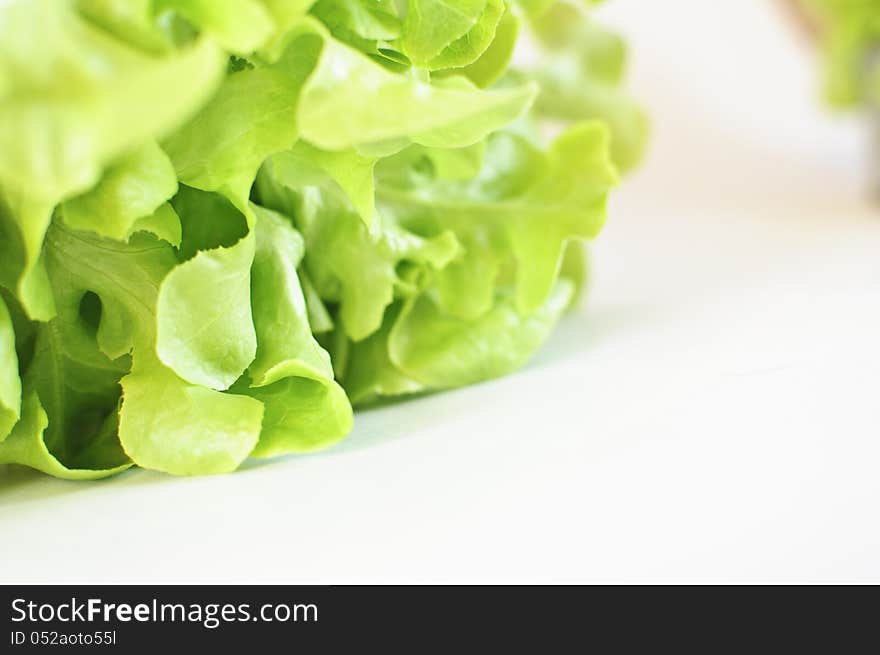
[0,0,643,479]
[0,0,225,203]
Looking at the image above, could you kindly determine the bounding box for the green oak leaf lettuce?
[0,0,642,479]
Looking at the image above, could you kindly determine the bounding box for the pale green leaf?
[155,0,275,54]
[0,296,21,442]
[297,21,536,150]
[119,351,264,475]
[129,202,183,247]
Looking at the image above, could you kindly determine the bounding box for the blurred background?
[605,0,869,211]
[576,0,880,394]
[3,0,879,583]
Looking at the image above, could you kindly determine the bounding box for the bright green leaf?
[342,303,424,404]
[401,0,487,66]
[265,143,378,226]
[425,0,504,71]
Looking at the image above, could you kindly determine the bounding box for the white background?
[3,0,880,583]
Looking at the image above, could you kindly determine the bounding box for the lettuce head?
[0,0,644,478]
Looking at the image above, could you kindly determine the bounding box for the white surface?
[3,0,880,583]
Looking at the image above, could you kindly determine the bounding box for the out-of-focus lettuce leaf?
[0,0,224,202]
[525,1,648,171]
[0,0,224,320]
[804,0,880,107]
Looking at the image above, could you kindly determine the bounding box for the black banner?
[0,586,876,650]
